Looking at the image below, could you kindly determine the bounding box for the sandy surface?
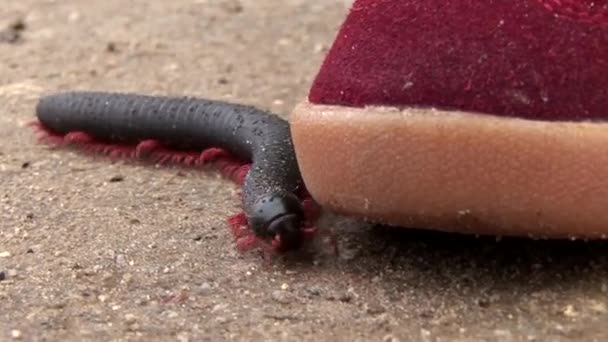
[1,1,607,341]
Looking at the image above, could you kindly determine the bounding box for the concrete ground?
[1,0,607,341]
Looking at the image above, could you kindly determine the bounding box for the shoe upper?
[309,0,608,121]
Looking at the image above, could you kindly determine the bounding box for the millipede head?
[248,193,305,250]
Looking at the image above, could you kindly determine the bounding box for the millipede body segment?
[34,91,318,251]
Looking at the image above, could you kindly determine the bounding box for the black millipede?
[33,91,320,251]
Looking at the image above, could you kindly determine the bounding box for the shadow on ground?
[284,217,607,305]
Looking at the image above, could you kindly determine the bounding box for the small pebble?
[0,19,26,44]
[7,269,17,277]
[211,303,228,312]
[0,272,5,281]
[590,301,607,313]
[306,288,321,297]
[135,298,148,306]
[176,332,190,342]
[198,282,212,295]
[494,329,512,337]
[11,20,25,31]
[124,313,137,324]
[68,11,80,22]
[106,42,118,53]
[338,245,359,261]
[338,292,353,303]
[121,273,133,284]
[313,43,326,53]
[126,323,141,332]
[383,334,400,342]
[115,254,127,266]
[271,290,292,304]
[109,175,124,182]
[366,303,386,315]
[476,297,491,308]
[221,0,243,13]
[0,251,11,258]
[562,305,578,317]
[11,330,21,339]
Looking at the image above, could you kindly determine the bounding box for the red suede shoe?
[291,0,608,238]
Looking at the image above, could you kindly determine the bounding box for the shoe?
[290,0,608,238]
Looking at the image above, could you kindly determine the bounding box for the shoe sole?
[290,100,608,239]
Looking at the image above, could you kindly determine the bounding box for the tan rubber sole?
[290,100,608,239]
